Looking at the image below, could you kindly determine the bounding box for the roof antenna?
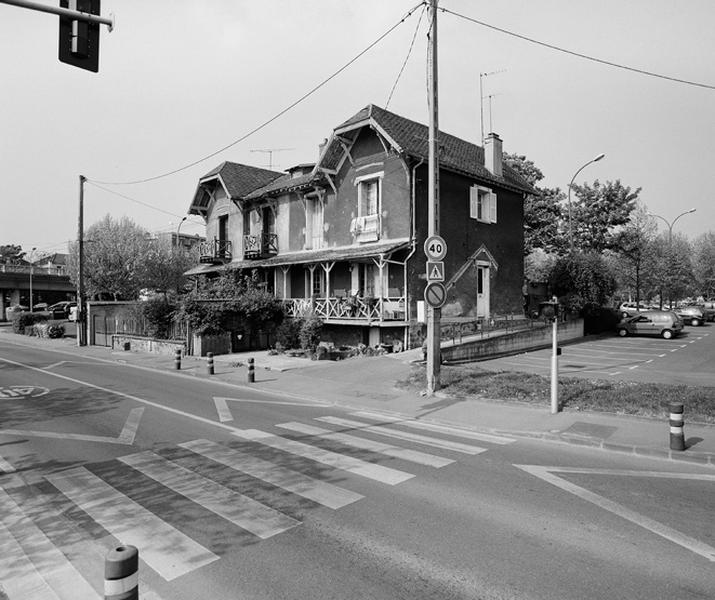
[250,148,294,170]
[479,69,506,143]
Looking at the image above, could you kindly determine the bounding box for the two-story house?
[186,104,532,350]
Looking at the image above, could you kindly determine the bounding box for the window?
[305,197,324,249]
[469,185,497,224]
[356,172,382,217]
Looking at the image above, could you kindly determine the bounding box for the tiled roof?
[243,171,320,200]
[331,104,533,194]
[201,162,285,199]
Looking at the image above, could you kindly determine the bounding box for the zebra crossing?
[0,412,514,598]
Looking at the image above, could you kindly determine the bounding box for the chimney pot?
[484,133,503,177]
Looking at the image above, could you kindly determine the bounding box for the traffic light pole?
[0,0,114,29]
[426,0,441,394]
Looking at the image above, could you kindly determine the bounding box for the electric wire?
[440,7,715,91]
[386,2,427,109]
[88,1,427,187]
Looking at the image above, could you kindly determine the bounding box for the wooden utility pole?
[426,0,441,393]
[77,175,86,346]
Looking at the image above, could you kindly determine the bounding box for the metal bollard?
[669,402,685,451]
[104,545,138,600]
[247,357,255,383]
[207,351,214,375]
[174,348,181,370]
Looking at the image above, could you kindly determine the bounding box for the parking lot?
[480,324,715,386]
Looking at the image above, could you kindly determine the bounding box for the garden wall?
[111,334,184,356]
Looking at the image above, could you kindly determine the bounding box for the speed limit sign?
[424,235,447,261]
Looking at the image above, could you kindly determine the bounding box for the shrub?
[12,312,47,334]
[582,303,620,334]
[299,316,323,352]
[48,324,65,338]
[141,296,177,339]
[275,318,303,349]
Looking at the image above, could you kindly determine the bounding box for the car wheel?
[691,318,701,327]
[661,329,673,339]
[617,328,628,337]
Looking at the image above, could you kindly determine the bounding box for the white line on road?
[119,451,299,539]
[181,439,363,509]
[0,454,15,472]
[316,416,488,455]
[236,429,414,485]
[213,396,330,408]
[276,421,455,468]
[0,487,100,600]
[351,411,515,445]
[213,397,233,422]
[516,465,715,562]
[46,467,218,580]
[117,407,144,444]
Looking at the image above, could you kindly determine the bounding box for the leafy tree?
[570,180,640,252]
[549,251,616,313]
[68,215,151,300]
[691,232,715,298]
[0,244,25,264]
[142,236,198,295]
[504,153,564,253]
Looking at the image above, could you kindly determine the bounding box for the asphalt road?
[480,323,715,386]
[1,340,713,599]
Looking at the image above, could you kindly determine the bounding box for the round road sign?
[424,235,447,261]
[424,282,447,308]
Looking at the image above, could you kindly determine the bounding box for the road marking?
[214,396,329,408]
[0,385,49,399]
[0,408,144,446]
[0,454,15,473]
[44,361,68,369]
[516,465,715,563]
[235,429,414,485]
[659,354,667,357]
[628,365,639,370]
[351,411,515,445]
[213,397,233,422]
[119,451,299,539]
[0,487,99,600]
[181,439,362,509]
[46,467,218,580]
[316,416,488,455]
[276,422,455,468]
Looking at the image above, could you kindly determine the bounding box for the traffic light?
[538,300,560,321]
[58,0,100,72]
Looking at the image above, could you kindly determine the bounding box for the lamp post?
[648,208,696,308]
[175,216,187,248]
[28,247,36,311]
[567,153,605,252]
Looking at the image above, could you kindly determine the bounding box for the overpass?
[0,264,75,320]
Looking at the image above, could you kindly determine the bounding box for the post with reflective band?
[104,545,138,600]
[207,351,214,375]
[174,347,182,370]
[247,357,255,383]
[669,402,685,451]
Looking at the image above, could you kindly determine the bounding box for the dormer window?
[470,185,497,224]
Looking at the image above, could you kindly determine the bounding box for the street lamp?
[175,216,187,248]
[648,208,696,308]
[567,153,605,252]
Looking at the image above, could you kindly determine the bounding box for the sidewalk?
[2,328,713,468]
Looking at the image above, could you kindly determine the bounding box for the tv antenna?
[479,69,506,142]
[250,148,294,170]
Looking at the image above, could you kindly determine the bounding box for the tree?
[692,232,715,299]
[68,215,151,300]
[549,251,616,313]
[142,236,198,295]
[504,153,564,253]
[0,244,25,264]
[570,180,640,252]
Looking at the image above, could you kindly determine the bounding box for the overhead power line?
[386,2,427,109]
[441,7,715,91]
[89,1,427,187]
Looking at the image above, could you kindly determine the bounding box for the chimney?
[484,132,503,177]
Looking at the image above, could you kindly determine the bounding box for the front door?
[476,264,490,318]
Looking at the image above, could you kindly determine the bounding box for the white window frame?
[469,185,497,224]
[304,195,324,250]
[355,172,383,218]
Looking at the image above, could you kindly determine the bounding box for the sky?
[1,0,714,260]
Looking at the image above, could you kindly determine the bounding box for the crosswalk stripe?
[0,453,15,472]
[235,429,414,485]
[0,488,99,600]
[119,451,299,539]
[351,411,515,445]
[45,467,218,581]
[275,422,455,468]
[316,417,487,455]
[180,439,362,510]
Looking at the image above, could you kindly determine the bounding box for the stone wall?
[111,335,185,356]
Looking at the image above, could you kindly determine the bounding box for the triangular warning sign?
[430,264,443,279]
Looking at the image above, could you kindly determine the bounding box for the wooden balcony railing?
[282,294,406,322]
[199,239,232,264]
[243,233,278,259]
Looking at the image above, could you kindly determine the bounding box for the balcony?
[350,214,380,242]
[199,239,232,264]
[243,233,278,259]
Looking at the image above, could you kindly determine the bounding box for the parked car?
[676,306,706,326]
[32,302,49,312]
[616,310,684,339]
[618,302,649,318]
[48,301,76,320]
[685,304,715,322]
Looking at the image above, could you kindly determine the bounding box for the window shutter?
[489,192,497,223]
[469,186,478,219]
